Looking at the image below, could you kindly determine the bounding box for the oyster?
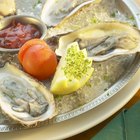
[41,0,101,27]
[0,0,16,19]
[54,22,140,61]
[46,0,133,38]
[0,63,56,126]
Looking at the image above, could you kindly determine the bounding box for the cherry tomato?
[18,39,57,80]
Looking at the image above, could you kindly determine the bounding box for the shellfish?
[0,0,16,19]
[41,0,101,27]
[53,22,140,61]
[0,63,56,126]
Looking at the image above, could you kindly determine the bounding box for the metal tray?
[0,0,140,132]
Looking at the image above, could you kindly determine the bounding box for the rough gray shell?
[41,0,101,26]
[0,63,56,126]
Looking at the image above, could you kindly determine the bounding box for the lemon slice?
[50,42,94,95]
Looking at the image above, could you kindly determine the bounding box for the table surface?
[66,89,140,140]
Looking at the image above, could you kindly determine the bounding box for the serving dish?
[0,0,140,132]
[0,68,139,140]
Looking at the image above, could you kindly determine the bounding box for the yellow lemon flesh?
[50,42,94,95]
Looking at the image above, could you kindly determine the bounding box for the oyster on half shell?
[0,63,56,126]
[41,0,101,27]
[0,0,16,19]
[54,22,140,61]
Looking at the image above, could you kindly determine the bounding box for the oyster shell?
[55,22,140,61]
[0,0,16,19]
[0,63,56,126]
[46,0,133,38]
[41,0,101,27]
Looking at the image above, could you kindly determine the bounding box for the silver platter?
[0,0,140,132]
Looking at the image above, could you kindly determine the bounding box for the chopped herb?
[111,12,116,17]
[56,95,62,100]
[103,75,110,82]
[128,16,136,27]
[133,24,137,27]
[37,0,42,4]
[129,16,135,21]
[90,17,100,24]
[33,0,42,9]
[62,44,92,81]
[86,82,92,87]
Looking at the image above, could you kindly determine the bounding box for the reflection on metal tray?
[0,0,140,132]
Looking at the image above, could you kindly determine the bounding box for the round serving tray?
[0,0,140,132]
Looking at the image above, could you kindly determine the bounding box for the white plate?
[0,1,140,139]
[0,69,139,140]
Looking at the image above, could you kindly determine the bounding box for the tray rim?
[0,0,140,132]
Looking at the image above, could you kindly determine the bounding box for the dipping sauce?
[0,20,41,49]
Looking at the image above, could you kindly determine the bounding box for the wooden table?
[66,89,140,140]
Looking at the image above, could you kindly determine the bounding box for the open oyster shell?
[41,0,101,27]
[55,22,140,61]
[0,0,16,19]
[0,63,56,126]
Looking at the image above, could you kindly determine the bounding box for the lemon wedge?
[50,42,94,95]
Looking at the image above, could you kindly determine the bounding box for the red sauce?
[0,20,41,49]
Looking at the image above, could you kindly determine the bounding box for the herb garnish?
[90,17,100,24]
[129,16,135,21]
[62,44,91,81]
[33,0,42,9]
[111,12,116,17]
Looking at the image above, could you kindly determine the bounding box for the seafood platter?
[0,0,140,132]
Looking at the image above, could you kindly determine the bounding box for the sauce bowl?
[0,15,47,52]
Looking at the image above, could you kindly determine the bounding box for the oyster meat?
[0,0,16,19]
[55,22,140,61]
[46,0,132,38]
[41,0,101,26]
[0,63,56,126]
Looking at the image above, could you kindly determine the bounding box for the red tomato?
[18,39,57,80]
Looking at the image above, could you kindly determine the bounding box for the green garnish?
[111,10,120,18]
[62,45,91,81]
[103,75,110,82]
[56,95,62,101]
[129,16,135,21]
[86,81,92,87]
[111,12,116,17]
[133,24,137,27]
[33,0,42,9]
[90,17,100,24]
[129,16,137,27]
